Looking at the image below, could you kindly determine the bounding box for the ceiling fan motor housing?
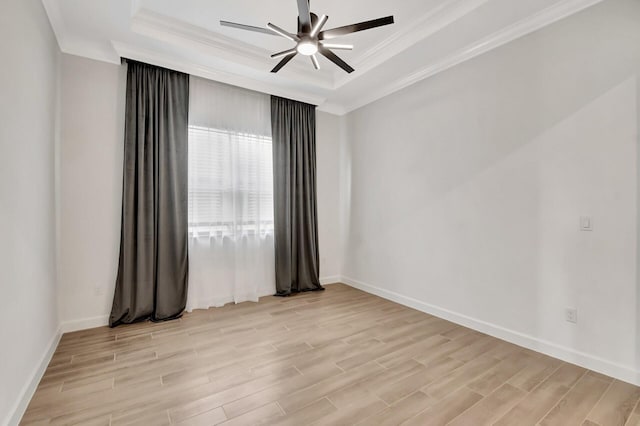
[294,13,318,56]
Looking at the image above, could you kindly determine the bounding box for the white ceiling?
[42,0,603,114]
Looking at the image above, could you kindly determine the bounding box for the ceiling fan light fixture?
[296,38,318,56]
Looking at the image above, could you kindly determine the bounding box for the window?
[186,76,275,310]
[188,125,274,237]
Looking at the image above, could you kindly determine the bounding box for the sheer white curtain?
[187,76,275,311]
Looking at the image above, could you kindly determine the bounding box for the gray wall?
[57,54,126,328]
[0,0,61,423]
[342,0,640,380]
[317,111,344,282]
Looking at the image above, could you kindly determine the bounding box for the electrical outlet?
[565,308,577,324]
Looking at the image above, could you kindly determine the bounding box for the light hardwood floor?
[21,284,640,425]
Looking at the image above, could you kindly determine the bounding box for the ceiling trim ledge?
[41,0,121,63]
[131,8,334,89]
[333,0,492,90]
[112,41,327,107]
[342,0,606,114]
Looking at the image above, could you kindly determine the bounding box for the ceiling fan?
[220,0,394,74]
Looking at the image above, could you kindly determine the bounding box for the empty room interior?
[3,0,640,424]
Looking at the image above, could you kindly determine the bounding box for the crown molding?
[317,102,347,116]
[333,0,491,90]
[131,8,334,90]
[41,0,121,64]
[61,40,121,65]
[112,41,327,106]
[341,0,606,114]
[41,0,68,51]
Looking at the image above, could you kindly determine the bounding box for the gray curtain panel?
[110,60,190,327]
[271,96,323,296]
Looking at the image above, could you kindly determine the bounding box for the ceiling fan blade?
[297,0,312,31]
[319,16,394,40]
[319,42,353,50]
[271,48,298,59]
[310,54,320,70]
[271,53,297,73]
[319,47,354,73]
[309,14,328,38]
[267,23,300,42]
[220,20,277,36]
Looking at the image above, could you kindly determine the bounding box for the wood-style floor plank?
[540,371,612,425]
[585,379,640,426]
[20,284,640,426]
[402,386,483,426]
[357,391,436,426]
[448,384,526,426]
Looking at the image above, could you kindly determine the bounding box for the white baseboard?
[58,279,339,332]
[340,275,640,386]
[5,326,62,426]
[320,275,342,285]
[60,315,109,333]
